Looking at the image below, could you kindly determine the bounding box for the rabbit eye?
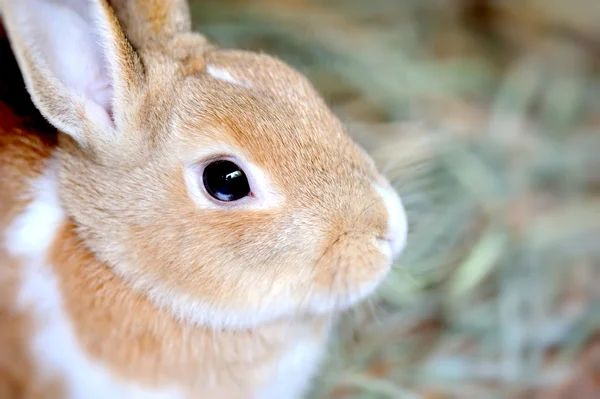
[202,160,251,202]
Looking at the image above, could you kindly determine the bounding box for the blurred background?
[189,1,600,397]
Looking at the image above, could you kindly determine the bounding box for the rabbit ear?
[1,0,144,151]
[109,0,192,50]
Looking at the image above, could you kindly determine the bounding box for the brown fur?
[0,0,403,396]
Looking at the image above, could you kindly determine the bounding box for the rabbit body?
[0,0,407,398]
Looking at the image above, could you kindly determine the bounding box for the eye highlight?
[202,160,251,202]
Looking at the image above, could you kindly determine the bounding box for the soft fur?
[0,0,408,398]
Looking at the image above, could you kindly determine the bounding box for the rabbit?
[0,0,408,398]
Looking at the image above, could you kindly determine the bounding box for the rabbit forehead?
[167,67,377,183]
[121,43,363,174]
[203,50,317,95]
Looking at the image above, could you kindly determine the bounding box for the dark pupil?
[203,160,250,202]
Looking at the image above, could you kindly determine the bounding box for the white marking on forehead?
[6,158,184,399]
[206,65,249,88]
[373,181,408,257]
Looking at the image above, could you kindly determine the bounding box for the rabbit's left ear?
[0,0,144,151]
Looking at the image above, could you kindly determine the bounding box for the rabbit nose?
[372,182,408,258]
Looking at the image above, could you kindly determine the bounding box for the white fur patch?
[258,335,327,399]
[206,65,249,88]
[5,158,63,257]
[373,182,408,257]
[5,160,184,399]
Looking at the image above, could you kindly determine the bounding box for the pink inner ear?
[23,0,116,128]
[88,77,114,123]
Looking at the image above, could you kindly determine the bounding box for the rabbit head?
[1,0,408,328]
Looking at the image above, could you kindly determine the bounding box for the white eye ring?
[184,150,283,210]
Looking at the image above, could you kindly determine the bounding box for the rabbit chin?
[139,264,391,331]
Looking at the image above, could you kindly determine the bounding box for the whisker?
[352,199,379,229]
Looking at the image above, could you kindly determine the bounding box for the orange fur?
[48,221,328,397]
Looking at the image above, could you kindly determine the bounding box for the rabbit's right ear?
[0,0,144,153]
